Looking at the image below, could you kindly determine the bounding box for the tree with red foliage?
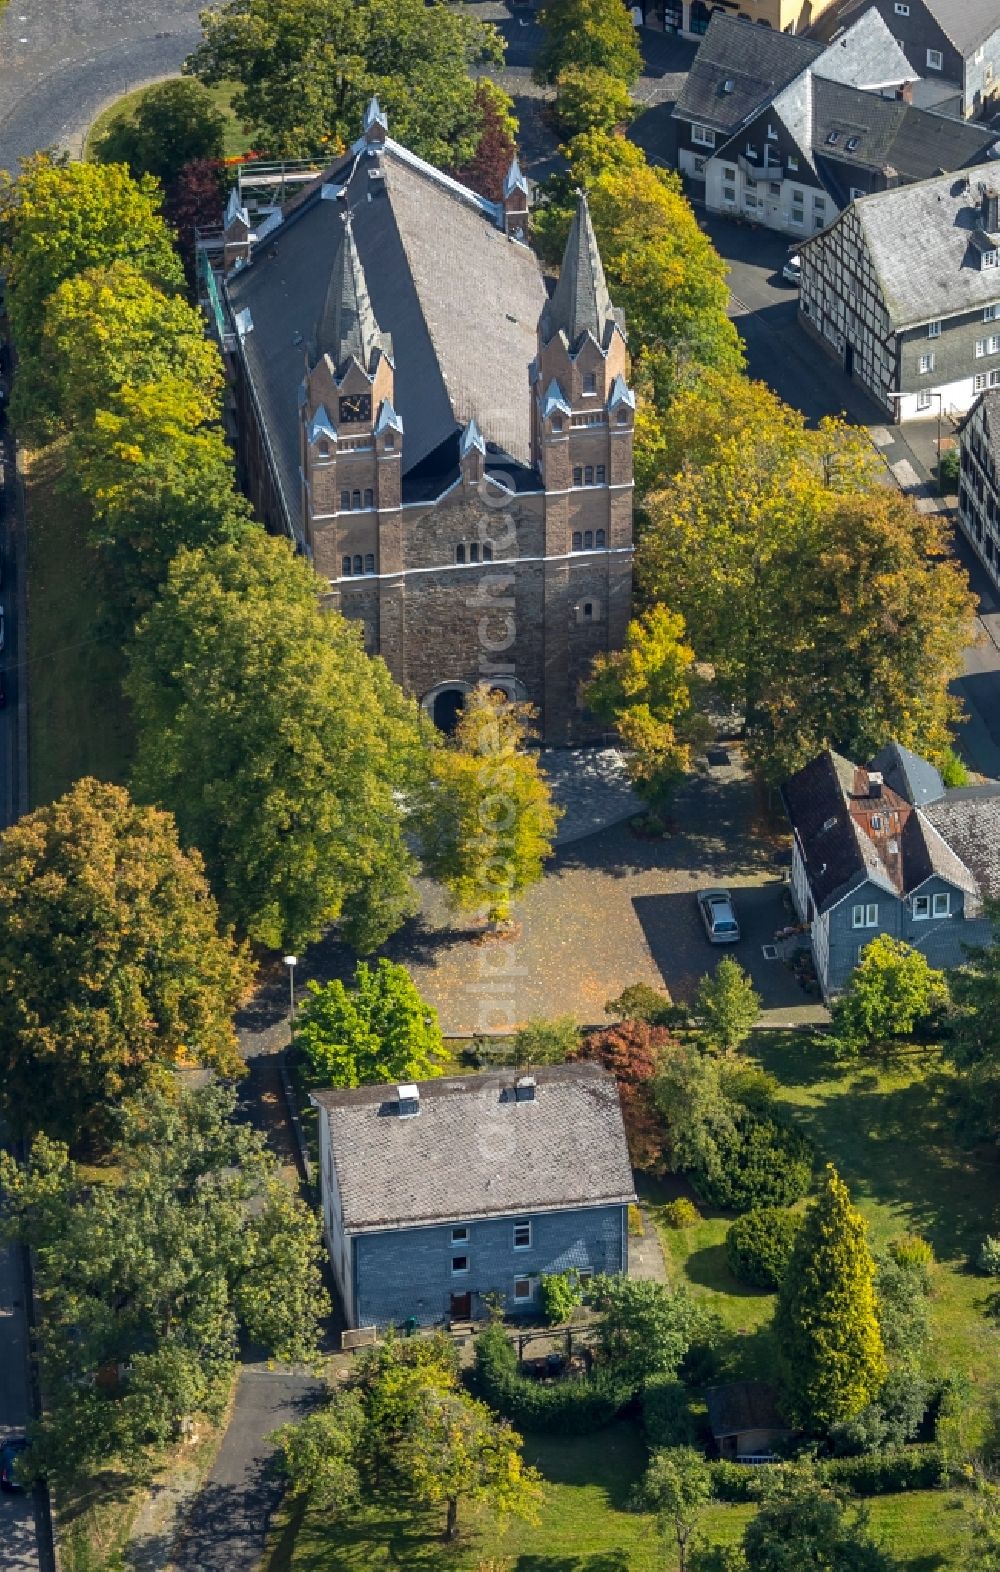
[163,157,229,289]
[572,1020,672,1173]
[451,80,517,204]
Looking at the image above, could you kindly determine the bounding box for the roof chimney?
[984,185,1000,234]
[514,1075,536,1103]
[868,772,883,799]
[896,79,913,104]
[396,1083,420,1117]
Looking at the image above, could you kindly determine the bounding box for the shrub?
[939,747,969,788]
[980,1236,1000,1276]
[889,1234,934,1292]
[604,982,675,1026]
[628,1203,645,1236]
[832,936,949,1055]
[642,1374,699,1448]
[539,1270,583,1326]
[692,1107,814,1213]
[829,1369,930,1455]
[822,1442,946,1494]
[725,1207,800,1289]
[512,1016,580,1066]
[708,1460,771,1502]
[663,1197,700,1229]
[470,1324,629,1434]
[938,447,960,489]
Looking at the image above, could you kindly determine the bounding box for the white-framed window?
[918,353,935,374]
[693,156,706,175]
[769,181,781,196]
[722,165,736,179]
[767,123,778,140]
[985,304,1000,321]
[913,894,931,920]
[513,1220,532,1250]
[691,123,716,147]
[894,1,909,12]
[932,892,952,918]
[927,47,943,70]
[513,1277,534,1302]
[990,369,1000,387]
[976,372,989,391]
[723,184,737,205]
[927,320,941,338]
[745,191,759,209]
[788,154,799,171]
[917,390,933,410]
[985,250,1000,270]
[976,46,985,64]
[852,903,879,928]
[451,1226,469,1244]
[850,187,865,201]
[977,338,988,358]
[745,143,758,159]
[452,1255,470,1275]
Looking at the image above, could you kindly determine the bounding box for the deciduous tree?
[0,780,251,1145]
[833,935,949,1056]
[555,67,634,137]
[589,1274,700,1392]
[0,1084,329,1481]
[417,689,561,927]
[643,1446,713,1572]
[125,533,430,951]
[776,1166,886,1430]
[400,1385,543,1540]
[738,1470,892,1571]
[0,154,182,363]
[948,915,1000,1140]
[572,1019,672,1172]
[583,605,705,809]
[296,959,444,1087]
[93,79,227,188]
[695,957,761,1055]
[451,80,517,203]
[187,0,504,166]
[534,0,641,86]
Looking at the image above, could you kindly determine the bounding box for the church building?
[219,101,635,743]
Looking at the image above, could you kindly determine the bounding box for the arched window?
[364,553,375,574]
[351,489,361,510]
[456,543,466,563]
[363,488,374,508]
[470,542,480,563]
[596,529,606,548]
[353,554,363,575]
[584,530,593,549]
[482,542,493,562]
[584,466,594,485]
[342,555,352,576]
[340,490,350,511]
[572,531,582,551]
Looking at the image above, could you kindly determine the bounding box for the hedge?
[643,1373,698,1448]
[470,1323,630,1434]
[708,1444,947,1503]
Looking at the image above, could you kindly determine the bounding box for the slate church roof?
[225,132,549,520]
[311,1063,636,1234]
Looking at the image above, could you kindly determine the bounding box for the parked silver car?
[697,887,740,944]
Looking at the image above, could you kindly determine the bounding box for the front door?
[450,1291,472,1320]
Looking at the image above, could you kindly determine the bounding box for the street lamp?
[886,388,943,471]
[283,954,297,1043]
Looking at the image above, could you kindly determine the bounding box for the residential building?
[673,11,992,235]
[311,1065,636,1331]
[213,103,635,744]
[808,0,1000,119]
[660,0,840,35]
[798,165,1000,419]
[781,741,999,997]
[957,386,1000,589]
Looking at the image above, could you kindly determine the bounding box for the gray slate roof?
[312,1063,636,1234]
[541,191,620,352]
[226,138,549,519]
[311,214,386,375]
[673,13,822,135]
[706,1382,789,1439]
[813,162,1000,329]
[811,75,996,188]
[924,785,1000,899]
[869,740,946,807]
[924,0,1000,57]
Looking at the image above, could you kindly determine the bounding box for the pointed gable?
[541,191,621,353]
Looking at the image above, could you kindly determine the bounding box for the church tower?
[533,192,634,742]
[299,196,403,648]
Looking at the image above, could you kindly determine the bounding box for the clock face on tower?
[338,393,372,425]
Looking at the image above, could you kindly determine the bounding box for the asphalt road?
[0,1238,37,1572]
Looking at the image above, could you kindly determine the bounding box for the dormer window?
[984,250,1000,270]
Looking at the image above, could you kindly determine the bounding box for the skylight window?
[826,131,840,146]
[846,136,860,152]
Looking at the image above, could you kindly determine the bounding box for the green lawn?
[85,79,254,163]
[264,1425,972,1571]
[25,440,133,806]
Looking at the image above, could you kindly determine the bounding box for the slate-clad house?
[782,742,999,997]
[673,11,993,236]
[957,386,1000,590]
[312,1065,636,1331]
[808,0,1000,120]
[799,165,1000,420]
[214,102,635,745]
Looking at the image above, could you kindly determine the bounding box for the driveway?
[0,1238,42,1571]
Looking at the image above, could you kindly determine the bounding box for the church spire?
[312,214,382,376]
[542,189,616,351]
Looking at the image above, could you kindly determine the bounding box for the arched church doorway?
[432,686,466,734]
